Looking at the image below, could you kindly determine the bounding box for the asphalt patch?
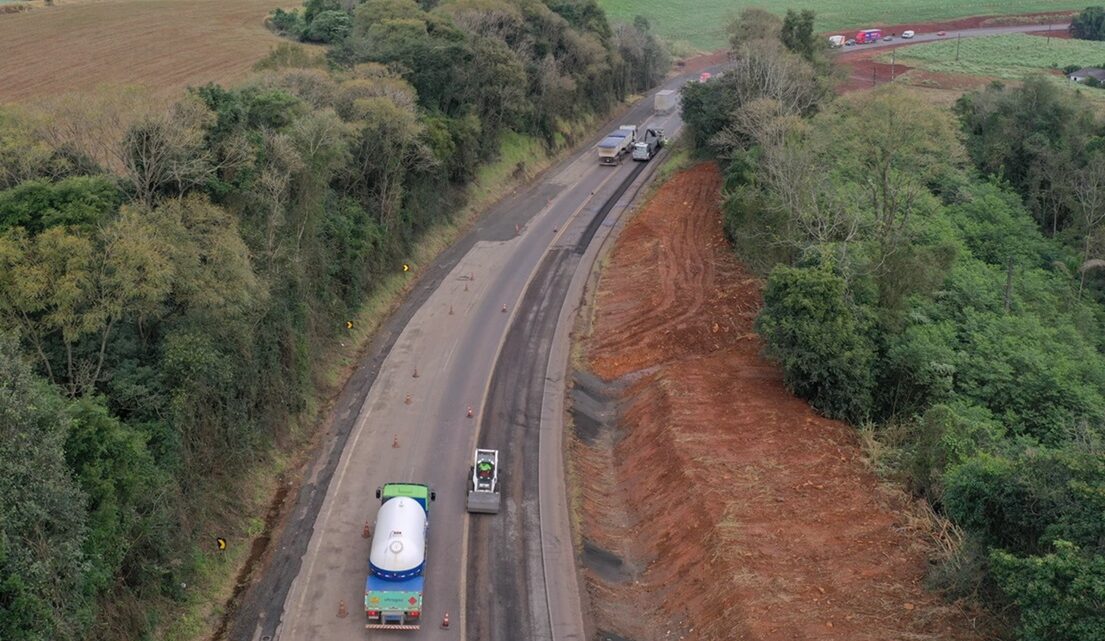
[582,538,633,584]
[569,370,621,445]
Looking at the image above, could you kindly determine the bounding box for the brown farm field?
[0,0,295,104]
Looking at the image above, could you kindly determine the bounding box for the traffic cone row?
[337,600,348,618]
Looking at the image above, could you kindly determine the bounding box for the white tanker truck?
[365,483,435,630]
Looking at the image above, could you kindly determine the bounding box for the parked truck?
[597,125,638,165]
[654,89,677,114]
[365,483,435,630]
[466,449,501,513]
[632,128,665,162]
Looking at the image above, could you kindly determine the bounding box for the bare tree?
[1067,153,1105,297]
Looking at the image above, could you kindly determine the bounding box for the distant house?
[1069,67,1105,83]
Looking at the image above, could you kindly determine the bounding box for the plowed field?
[0,0,288,104]
[574,162,991,641]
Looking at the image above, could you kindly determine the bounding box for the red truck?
[855,29,883,44]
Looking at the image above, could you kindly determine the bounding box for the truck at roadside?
[654,89,677,114]
[365,483,435,630]
[632,128,665,162]
[597,125,638,165]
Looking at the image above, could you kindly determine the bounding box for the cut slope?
[575,162,990,640]
[0,0,290,104]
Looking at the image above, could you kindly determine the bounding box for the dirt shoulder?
[572,162,992,641]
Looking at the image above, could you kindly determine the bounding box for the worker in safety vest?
[477,460,493,478]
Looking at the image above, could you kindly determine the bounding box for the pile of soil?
[573,163,990,641]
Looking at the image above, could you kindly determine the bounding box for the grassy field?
[597,0,1084,50]
[0,0,291,104]
[887,33,1105,79]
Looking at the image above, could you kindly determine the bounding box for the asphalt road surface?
[228,68,693,641]
[838,22,1070,50]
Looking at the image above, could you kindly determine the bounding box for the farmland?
[597,0,1084,50]
[885,33,1105,79]
[0,0,289,104]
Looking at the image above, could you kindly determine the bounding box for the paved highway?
[229,68,694,641]
[838,22,1070,50]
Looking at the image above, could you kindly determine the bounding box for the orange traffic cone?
[501,304,507,313]
[338,600,348,618]
[441,612,450,629]
[464,282,469,292]
[392,435,399,448]
[466,406,473,418]
[449,305,454,315]
[405,394,412,405]
[363,521,371,538]
[413,367,419,378]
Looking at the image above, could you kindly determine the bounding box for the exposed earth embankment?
[572,162,990,640]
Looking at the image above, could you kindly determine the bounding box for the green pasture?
[597,0,1083,50]
[885,32,1105,79]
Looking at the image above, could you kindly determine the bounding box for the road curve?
[227,65,697,641]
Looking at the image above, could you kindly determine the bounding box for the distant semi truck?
[466,449,501,513]
[855,28,883,44]
[632,128,665,162]
[597,125,638,165]
[365,483,435,630]
[654,89,677,114]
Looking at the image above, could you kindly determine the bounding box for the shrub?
[756,266,876,422]
[1071,6,1105,41]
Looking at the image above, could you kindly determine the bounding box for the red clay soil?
[575,162,992,641]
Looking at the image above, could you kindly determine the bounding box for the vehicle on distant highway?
[654,89,677,114]
[902,30,915,39]
[855,28,883,44]
[632,128,665,162]
[597,125,638,165]
[699,71,712,82]
[365,483,435,630]
[845,38,856,46]
[828,35,846,48]
[467,449,501,513]
[882,34,894,41]
[937,30,947,37]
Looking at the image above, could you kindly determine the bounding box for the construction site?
[570,163,995,641]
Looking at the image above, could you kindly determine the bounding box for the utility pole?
[1048,22,1053,45]
[872,64,877,86]
[891,48,896,80]
[955,33,961,62]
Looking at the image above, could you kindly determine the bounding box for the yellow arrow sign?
[402,263,410,272]
[216,537,227,551]
[346,320,354,330]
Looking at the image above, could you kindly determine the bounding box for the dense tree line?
[0,1,667,638]
[683,9,1105,640]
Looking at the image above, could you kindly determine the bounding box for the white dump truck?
[654,89,677,114]
[597,125,638,165]
[466,449,501,514]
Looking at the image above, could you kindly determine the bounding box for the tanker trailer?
[365,483,435,629]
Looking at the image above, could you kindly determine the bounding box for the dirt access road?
[573,163,992,641]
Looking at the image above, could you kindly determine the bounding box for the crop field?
[886,33,1105,79]
[0,0,290,104]
[597,0,1084,50]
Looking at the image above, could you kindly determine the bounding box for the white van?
[902,30,915,39]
